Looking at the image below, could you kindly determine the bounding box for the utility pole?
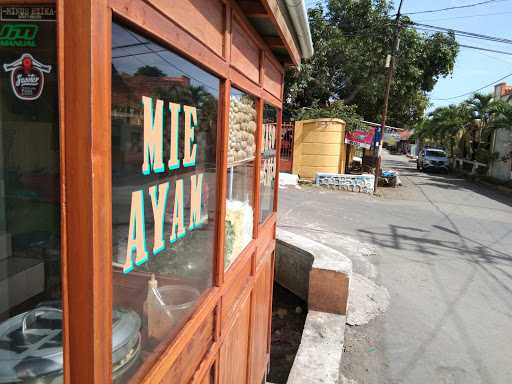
[374,0,404,193]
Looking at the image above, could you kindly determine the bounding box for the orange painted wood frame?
[60,1,113,383]
[53,0,291,382]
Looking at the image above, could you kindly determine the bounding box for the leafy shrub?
[293,101,367,132]
[474,149,498,164]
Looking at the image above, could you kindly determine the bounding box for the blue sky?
[305,0,512,111]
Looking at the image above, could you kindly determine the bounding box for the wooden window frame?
[273,108,283,215]
[223,84,261,279]
[258,102,281,230]
[56,0,287,382]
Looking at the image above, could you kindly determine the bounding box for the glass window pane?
[0,5,62,384]
[111,22,219,380]
[224,89,256,270]
[260,105,277,223]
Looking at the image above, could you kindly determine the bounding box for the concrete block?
[276,229,352,315]
[276,229,353,384]
[309,269,350,315]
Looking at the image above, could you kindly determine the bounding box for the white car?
[417,149,449,172]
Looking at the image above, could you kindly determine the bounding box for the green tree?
[489,99,512,131]
[415,104,467,156]
[284,0,459,127]
[463,93,493,158]
[414,93,512,163]
[134,65,166,77]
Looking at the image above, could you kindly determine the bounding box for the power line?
[414,10,512,22]
[471,48,512,64]
[314,11,512,46]
[335,23,512,100]
[334,21,512,48]
[414,26,512,45]
[112,41,151,50]
[413,22,512,45]
[123,30,219,94]
[402,0,510,15]
[431,71,512,100]
[336,25,512,60]
[459,43,512,56]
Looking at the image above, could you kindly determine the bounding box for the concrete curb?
[276,228,352,315]
[452,171,512,194]
[478,179,512,194]
[275,229,353,384]
[287,311,347,384]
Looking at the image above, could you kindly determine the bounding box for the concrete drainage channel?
[267,283,307,383]
[269,228,352,384]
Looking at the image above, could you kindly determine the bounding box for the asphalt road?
[278,151,512,384]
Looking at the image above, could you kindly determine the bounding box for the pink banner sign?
[345,128,375,149]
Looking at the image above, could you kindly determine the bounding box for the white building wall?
[489,128,512,181]
[490,83,512,182]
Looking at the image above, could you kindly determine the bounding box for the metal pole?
[374,0,404,193]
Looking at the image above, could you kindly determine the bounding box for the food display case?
[0,1,311,383]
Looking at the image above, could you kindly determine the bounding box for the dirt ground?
[267,284,307,383]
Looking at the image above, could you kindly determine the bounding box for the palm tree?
[415,104,467,157]
[442,104,468,157]
[463,93,493,159]
[487,100,512,163]
[416,92,512,163]
[488,99,512,130]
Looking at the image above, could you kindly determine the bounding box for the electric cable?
[459,44,512,56]
[430,71,512,100]
[471,48,512,64]
[414,10,512,22]
[413,22,512,45]
[116,30,220,94]
[402,0,510,15]
[329,21,512,48]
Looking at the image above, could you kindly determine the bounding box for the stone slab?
[287,311,346,384]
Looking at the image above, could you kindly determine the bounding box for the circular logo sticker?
[3,53,51,101]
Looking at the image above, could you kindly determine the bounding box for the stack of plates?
[0,303,141,383]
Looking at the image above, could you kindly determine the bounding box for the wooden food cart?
[0,1,312,383]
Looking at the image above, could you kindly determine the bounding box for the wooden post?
[61,1,112,382]
[374,0,404,193]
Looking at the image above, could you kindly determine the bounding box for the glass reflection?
[0,6,63,384]
[112,22,218,380]
[224,88,256,270]
[260,105,277,223]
